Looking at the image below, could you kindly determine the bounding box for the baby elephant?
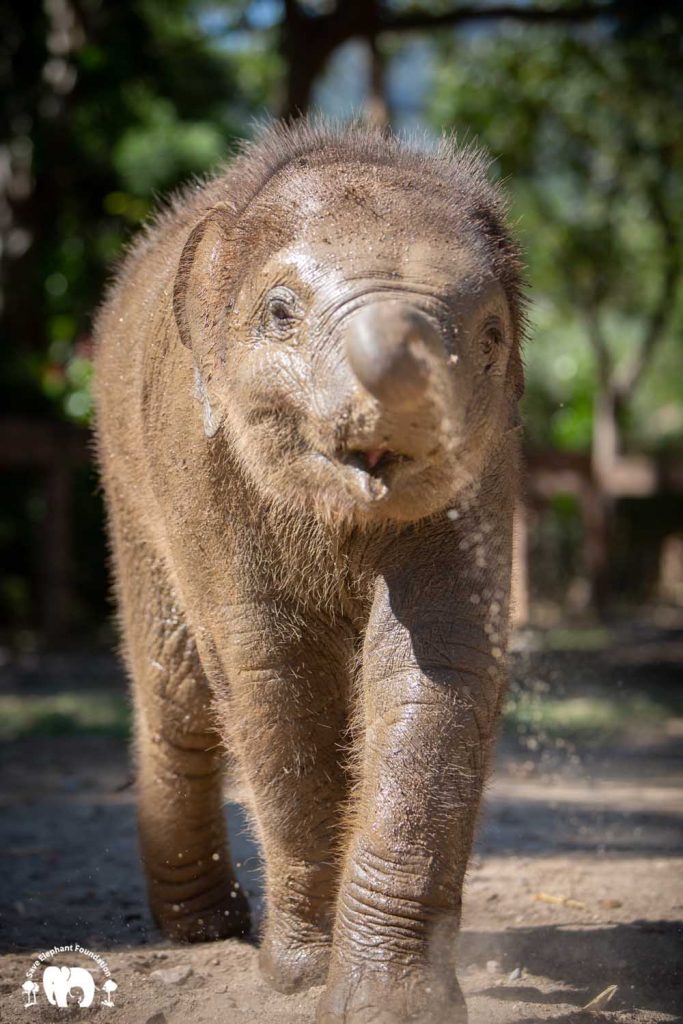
[94,120,525,1023]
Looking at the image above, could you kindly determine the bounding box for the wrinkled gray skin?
[94,121,525,1024]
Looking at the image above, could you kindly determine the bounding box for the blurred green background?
[1,0,682,641]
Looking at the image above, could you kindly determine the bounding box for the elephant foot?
[258,924,331,993]
[316,966,467,1024]
[153,891,251,943]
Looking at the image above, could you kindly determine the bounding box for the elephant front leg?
[220,611,354,994]
[319,600,507,1023]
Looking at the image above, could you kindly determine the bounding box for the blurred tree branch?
[617,182,681,398]
[382,2,620,33]
[275,0,623,116]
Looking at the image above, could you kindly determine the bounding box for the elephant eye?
[270,300,292,322]
[263,286,301,337]
[481,319,505,373]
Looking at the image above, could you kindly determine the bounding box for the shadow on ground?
[462,921,683,1016]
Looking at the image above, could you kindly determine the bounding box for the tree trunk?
[281,43,327,117]
[280,3,336,117]
[364,34,390,128]
[591,384,620,487]
[279,0,383,119]
[588,383,620,611]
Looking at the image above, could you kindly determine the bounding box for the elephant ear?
[173,203,234,436]
[505,341,525,432]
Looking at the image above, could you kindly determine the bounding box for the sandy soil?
[0,631,681,1024]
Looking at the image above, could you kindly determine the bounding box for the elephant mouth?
[337,446,412,477]
[332,446,418,502]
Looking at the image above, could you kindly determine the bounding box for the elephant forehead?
[262,163,448,220]
[243,164,479,254]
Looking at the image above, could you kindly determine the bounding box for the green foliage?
[431,17,683,451]
[1,0,260,424]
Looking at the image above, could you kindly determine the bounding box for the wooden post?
[0,417,88,638]
[42,459,73,639]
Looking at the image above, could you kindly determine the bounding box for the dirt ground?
[0,620,681,1024]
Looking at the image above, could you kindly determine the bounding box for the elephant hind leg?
[134,696,250,943]
[110,512,249,942]
[137,742,250,941]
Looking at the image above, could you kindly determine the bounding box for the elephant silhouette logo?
[42,965,96,1007]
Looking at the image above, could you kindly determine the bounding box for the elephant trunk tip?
[345,301,445,412]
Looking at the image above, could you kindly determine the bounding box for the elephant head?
[172,126,525,527]
[43,964,95,1007]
